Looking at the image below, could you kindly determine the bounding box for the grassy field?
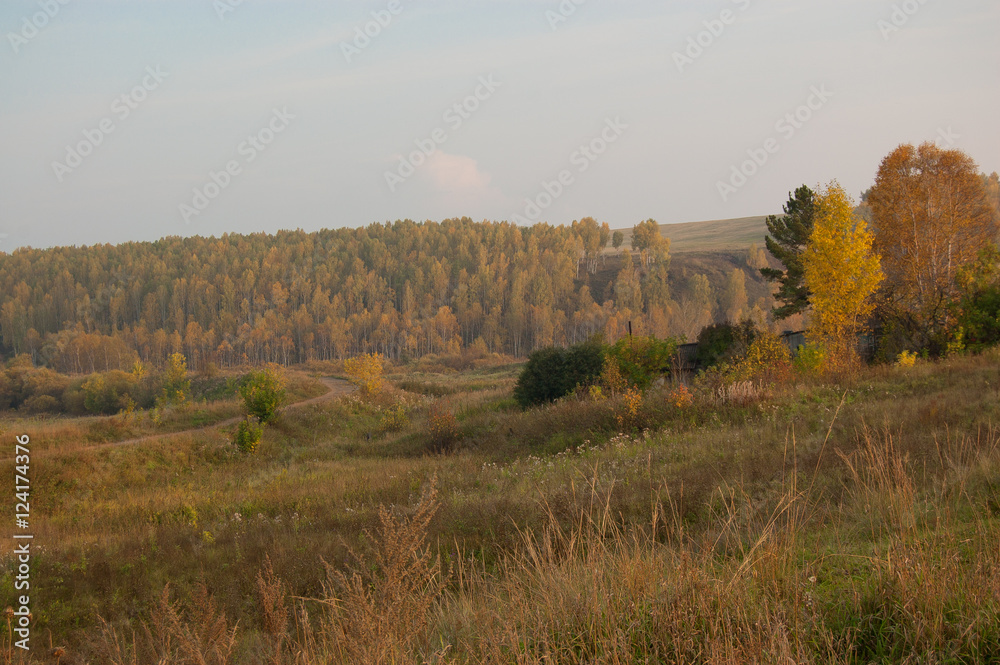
[1,354,1000,663]
[614,216,771,253]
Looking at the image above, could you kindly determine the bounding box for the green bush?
[81,371,139,415]
[956,288,1000,352]
[239,367,287,424]
[233,416,264,454]
[513,338,605,408]
[695,322,756,370]
[160,353,190,405]
[62,379,88,415]
[793,342,826,375]
[953,244,1000,353]
[606,335,680,390]
[377,403,409,434]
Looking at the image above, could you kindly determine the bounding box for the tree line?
[0,218,683,371]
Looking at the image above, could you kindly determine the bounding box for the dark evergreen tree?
[760,185,816,320]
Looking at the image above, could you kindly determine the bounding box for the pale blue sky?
[1,0,997,249]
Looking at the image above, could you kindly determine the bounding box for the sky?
[0,0,997,251]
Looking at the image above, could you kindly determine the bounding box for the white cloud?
[424,152,491,192]
[411,151,506,212]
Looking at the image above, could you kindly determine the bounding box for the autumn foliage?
[239,366,287,424]
[233,416,264,454]
[869,143,997,347]
[344,352,386,396]
[803,182,883,368]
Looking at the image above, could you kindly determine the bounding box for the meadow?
[1,351,999,664]
[614,216,770,254]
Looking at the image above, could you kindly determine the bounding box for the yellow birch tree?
[344,352,385,395]
[802,182,883,368]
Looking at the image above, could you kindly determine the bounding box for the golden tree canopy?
[868,143,996,330]
[803,182,884,346]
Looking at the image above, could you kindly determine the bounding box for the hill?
[614,215,771,254]
[0,216,783,372]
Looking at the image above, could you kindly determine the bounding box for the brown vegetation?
[1,351,999,663]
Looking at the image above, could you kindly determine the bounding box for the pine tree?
[761,186,816,320]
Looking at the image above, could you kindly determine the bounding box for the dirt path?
[10,377,356,460]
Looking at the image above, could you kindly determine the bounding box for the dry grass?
[75,419,999,663]
[3,355,1000,663]
[96,583,237,665]
[305,481,449,664]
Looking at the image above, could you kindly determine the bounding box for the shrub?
[427,404,460,453]
[566,337,606,387]
[20,394,61,414]
[695,321,756,370]
[0,361,71,412]
[239,367,287,424]
[667,384,693,409]
[599,356,628,396]
[61,379,87,415]
[513,338,605,408]
[160,353,190,405]
[730,330,792,384]
[81,371,139,415]
[233,416,264,454]
[615,387,643,430]
[956,287,1000,352]
[952,243,1000,353]
[514,347,569,407]
[896,350,918,368]
[21,366,70,403]
[696,329,792,400]
[794,341,827,375]
[377,403,409,435]
[606,335,680,390]
[344,353,386,395]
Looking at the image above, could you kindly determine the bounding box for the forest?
[0,216,741,373]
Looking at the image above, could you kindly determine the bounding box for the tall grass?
[4,355,1000,663]
[65,423,997,664]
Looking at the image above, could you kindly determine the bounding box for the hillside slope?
[614,216,771,254]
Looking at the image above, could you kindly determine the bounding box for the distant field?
[614,215,771,253]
